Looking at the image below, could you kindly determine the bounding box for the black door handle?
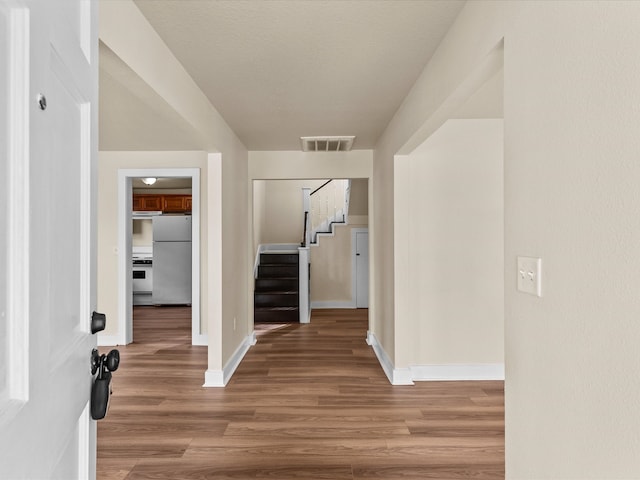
[91,311,106,334]
[90,348,120,420]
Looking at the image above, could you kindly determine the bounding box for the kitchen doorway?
[117,168,204,346]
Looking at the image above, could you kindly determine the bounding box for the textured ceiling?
[122,0,466,151]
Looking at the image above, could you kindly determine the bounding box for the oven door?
[132,264,153,305]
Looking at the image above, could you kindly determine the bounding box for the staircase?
[303,179,350,247]
[254,252,299,323]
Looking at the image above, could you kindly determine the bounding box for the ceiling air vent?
[300,136,355,152]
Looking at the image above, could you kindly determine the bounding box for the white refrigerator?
[152,215,192,305]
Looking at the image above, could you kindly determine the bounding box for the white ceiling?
[101,0,466,151]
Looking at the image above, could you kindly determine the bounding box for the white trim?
[311,301,355,309]
[117,168,202,345]
[189,169,201,343]
[366,332,505,384]
[203,331,256,387]
[203,369,224,388]
[262,243,300,252]
[410,364,505,381]
[116,174,132,345]
[298,247,310,324]
[207,152,223,388]
[6,5,29,403]
[191,333,208,346]
[96,335,120,347]
[77,401,94,480]
[309,218,347,247]
[302,188,311,246]
[253,244,267,278]
[366,331,414,386]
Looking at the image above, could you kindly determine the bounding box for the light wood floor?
[97,307,504,479]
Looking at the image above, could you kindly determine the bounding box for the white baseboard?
[97,334,121,347]
[366,331,414,385]
[311,301,355,309]
[203,331,256,387]
[203,369,224,387]
[192,333,208,346]
[365,331,504,384]
[410,363,505,381]
[99,333,208,347]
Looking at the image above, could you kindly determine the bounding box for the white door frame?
[115,168,204,345]
[351,228,369,308]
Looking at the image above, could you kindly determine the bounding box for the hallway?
[97,308,504,479]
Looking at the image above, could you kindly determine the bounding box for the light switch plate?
[517,256,542,296]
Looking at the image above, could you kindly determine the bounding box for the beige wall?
[253,179,328,247]
[379,0,640,476]
[310,219,368,305]
[348,179,368,216]
[252,180,266,255]
[132,219,152,246]
[396,119,503,366]
[249,150,373,180]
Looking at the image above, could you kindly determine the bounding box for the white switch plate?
[517,256,542,297]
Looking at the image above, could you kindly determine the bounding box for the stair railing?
[301,211,309,247]
[309,179,349,244]
[310,179,333,196]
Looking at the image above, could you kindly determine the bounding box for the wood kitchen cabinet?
[133,194,192,213]
[163,195,190,212]
[133,194,163,211]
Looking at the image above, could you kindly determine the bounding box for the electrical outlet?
[517,256,542,297]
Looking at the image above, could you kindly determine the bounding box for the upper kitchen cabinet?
[163,195,190,213]
[133,194,163,211]
[133,194,192,213]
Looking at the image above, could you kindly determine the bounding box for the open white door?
[0,0,98,478]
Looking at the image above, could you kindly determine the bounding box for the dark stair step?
[254,291,299,308]
[258,264,298,278]
[255,277,298,292]
[254,307,299,323]
[260,253,299,265]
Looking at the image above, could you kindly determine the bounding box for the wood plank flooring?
[97,307,504,479]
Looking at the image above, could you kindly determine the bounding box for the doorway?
[117,168,204,345]
[132,176,193,343]
[252,178,370,313]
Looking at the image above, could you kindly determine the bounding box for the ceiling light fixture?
[141,177,157,185]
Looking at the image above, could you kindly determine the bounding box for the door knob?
[90,348,120,420]
[91,311,106,334]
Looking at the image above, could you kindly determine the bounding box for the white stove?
[132,250,153,305]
